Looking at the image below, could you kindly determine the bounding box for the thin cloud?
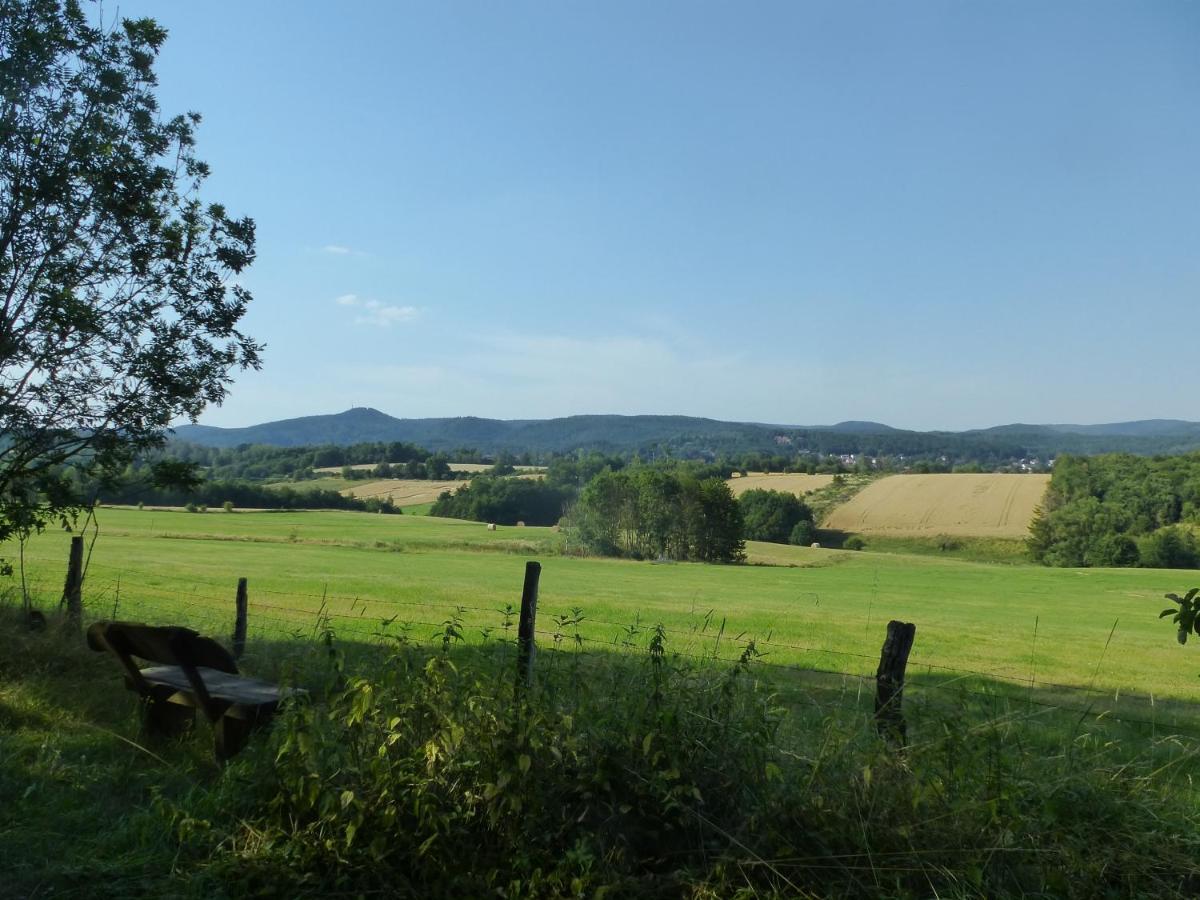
[321,244,353,255]
[333,293,419,326]
[355,304,419,327]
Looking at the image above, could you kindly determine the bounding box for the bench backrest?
[87,621,239,674]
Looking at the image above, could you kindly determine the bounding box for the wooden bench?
[87,621,301,761]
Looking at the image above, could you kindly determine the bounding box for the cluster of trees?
[429,477,573,527]
[739,490,817,545]
[1028,453,1200,568]
[569,469,744,563]
[339,458,455,481]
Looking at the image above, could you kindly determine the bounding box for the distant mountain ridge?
[171,408,1200,459]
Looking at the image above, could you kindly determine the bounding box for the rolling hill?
[172,408,1200,458]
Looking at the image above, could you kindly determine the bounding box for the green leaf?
[518,754,531,775]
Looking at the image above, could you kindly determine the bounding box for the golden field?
[341,478,463,506]
[725,472,836,497]
[822,473,1050,537]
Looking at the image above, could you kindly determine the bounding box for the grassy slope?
[12,508,1200,711]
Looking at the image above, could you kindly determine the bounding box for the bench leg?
[143,697,195,739]
[214,714,253,762]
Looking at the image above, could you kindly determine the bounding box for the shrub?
[843,535,866,551]
[788,520,816,546]
[222,500,235,513]
[1139,527,1200,569]
[739,489,813,544]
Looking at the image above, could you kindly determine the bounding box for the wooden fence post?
[515,561,541,693]
[233,577,248,659]
[875,620,916,745]
[63,535,84,632]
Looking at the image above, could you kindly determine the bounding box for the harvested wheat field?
[823,474,1050,537]
[341,479,463,506]
[725,472,836,497]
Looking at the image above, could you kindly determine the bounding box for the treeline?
[339,459,456,481]
[166,440,479,483]
[94,476,401,514]
[1028,453,1200,568]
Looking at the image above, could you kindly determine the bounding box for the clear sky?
[121,1,1198,431]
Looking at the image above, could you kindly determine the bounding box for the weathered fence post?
[515,561,541,693]
[63,535,84,632]
[232,577,248,659]
[875,620,916,745]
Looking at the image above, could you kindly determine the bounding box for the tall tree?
[0,0,260,570]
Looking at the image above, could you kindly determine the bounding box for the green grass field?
[8,506,1200,896]
[12,506,1200,720]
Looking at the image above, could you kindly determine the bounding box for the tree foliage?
[1027,453,1200,568]
[569,469,745,563]
[429,476,572,527]
[737,488,814,545]
[0,0,260,566]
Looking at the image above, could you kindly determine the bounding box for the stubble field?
[725,472,836,497]
[823,473,1050,537]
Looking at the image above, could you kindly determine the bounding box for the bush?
[788,520,816,546]
[222,500,235,513]
[739,489,814,544]
[183,501,198,513]
[843,535,866,551]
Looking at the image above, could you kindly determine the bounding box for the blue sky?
[123,1,1198,430]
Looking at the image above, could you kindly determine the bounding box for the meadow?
[9,506,1200,896]
[13,506,1200,720]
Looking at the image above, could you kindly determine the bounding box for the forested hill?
[172,408,1200,459]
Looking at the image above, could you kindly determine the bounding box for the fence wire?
[18,554,1200,743]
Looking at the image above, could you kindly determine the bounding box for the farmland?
[339,477,463,507]
[725,472,835,497]
[823,473,1051,537]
